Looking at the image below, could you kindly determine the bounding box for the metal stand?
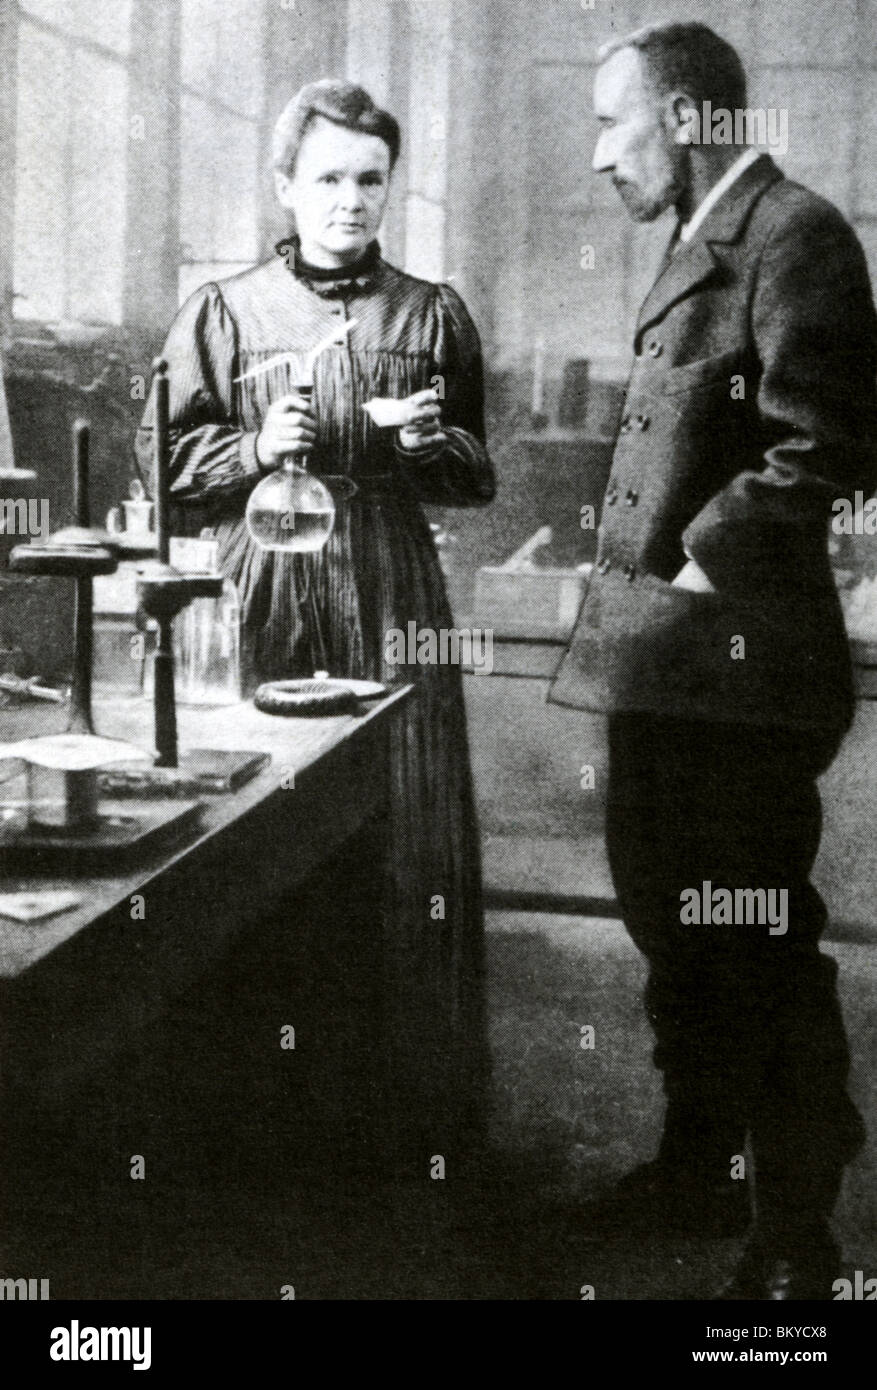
[126,359,264,790]
[135,363,222,766]
[11,420,119,735]
[6,377,265,808]
[3,420,198,857]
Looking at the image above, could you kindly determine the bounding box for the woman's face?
[276,116,392,267]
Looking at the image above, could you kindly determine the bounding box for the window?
[12,0,133,324]
[8,0,268,327]
[178,0,265,304]
[402,0,450,283]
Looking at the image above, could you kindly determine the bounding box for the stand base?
[0,800,201,866]
[98,749,269,797]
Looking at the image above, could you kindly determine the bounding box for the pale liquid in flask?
[247,506,334,553]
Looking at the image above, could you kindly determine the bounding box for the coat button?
[625,489,639,507]
[635,414,650,431]
[647,340,663,358]
[624,563,636,582]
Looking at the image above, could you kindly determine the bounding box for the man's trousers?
[605,712,865,1237]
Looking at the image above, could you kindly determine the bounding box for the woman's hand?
[397,389,445,451]
[255,393,318,469]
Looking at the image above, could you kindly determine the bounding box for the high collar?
[275,235,383,298]
[679,147,762,244]
[687,153,783,245]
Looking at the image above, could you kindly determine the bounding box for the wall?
[403,0,877,377]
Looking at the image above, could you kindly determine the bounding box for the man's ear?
[667,92,700,146]
[274,169,295,209]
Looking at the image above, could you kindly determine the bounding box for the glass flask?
[244,383,334,556]
[245,459,335,554]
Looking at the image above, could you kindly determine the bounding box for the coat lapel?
[636,155,783,336]
[636,239,718,336]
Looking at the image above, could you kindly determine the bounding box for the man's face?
[275,116,391,266]
[593,47,687,222]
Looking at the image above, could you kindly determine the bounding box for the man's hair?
[598,22,747,112]
[273,79,401,178]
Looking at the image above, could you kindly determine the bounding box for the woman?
[136,81,495,1167]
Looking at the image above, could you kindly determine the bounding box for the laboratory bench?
[0,687,412,1165]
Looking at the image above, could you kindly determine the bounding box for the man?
[549,22,877,1299]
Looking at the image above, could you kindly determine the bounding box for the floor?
[5,912,875,1300]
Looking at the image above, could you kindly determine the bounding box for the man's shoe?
[716,1228,840,1300]
[587,1159,751,1237]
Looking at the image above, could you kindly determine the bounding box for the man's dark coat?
[549,154,877,732]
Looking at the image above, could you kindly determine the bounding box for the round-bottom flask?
[246,384,335,555]
[246,459,335,554]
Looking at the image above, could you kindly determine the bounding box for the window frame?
[1,0,271,349]
[9,1,139,335]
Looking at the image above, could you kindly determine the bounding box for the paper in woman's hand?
[363,388,442,432]
[362,397,425,429]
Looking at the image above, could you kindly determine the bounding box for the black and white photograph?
[1,0,876,1348]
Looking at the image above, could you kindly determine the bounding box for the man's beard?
[613,179,665,221]
[613,151,688,223]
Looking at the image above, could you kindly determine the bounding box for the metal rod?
[68,577,94,735]
[151,357,177,766]
[72,418,90,526]
[68,419,94,735]
[153,620,178,767]
[153,357,170,565]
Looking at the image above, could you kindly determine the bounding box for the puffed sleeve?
[134,282,261,503]
[395,282,496,507]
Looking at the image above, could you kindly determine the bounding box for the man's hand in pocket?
[672,559,717,593]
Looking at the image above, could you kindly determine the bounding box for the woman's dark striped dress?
[136,244,495,1163]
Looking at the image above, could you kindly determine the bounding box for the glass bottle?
[142,534,241,706]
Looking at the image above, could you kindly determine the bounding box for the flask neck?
[284,382,313,473]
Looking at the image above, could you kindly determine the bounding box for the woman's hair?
[272,80,401,178]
